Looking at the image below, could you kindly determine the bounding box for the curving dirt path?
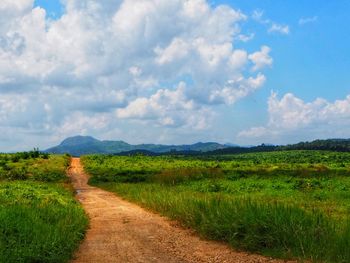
[68,158,293,263]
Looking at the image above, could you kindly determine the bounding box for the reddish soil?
[68,158,293,263]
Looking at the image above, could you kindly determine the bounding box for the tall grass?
[0,182,88,263]
[99,182,350,262]
[84,152,350,261]
[0,154,88,262]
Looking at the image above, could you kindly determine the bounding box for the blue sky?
[34,0,64,19]
[225,0,350,100]
[214,0,350,142]
[0,0,349,151]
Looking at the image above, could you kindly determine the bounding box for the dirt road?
[68,158,291,263]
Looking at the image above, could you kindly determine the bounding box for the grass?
[83,151,350,262]
[98,182,350,262]
[0,182,88,263]
[0,153,88,263]
[0,154,70,182]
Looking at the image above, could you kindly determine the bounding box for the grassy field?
[83,151,350,262]
[0,152,88,263]
[0,151,70,182]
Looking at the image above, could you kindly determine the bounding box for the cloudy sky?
[0,0,349,151]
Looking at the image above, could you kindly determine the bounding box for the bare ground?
[68,158,293,263]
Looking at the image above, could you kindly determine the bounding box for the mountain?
[45,136,350,156]
[45,136,229,156]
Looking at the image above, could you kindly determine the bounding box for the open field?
[69,158,284,263]
[83,151,350,262]
[0,153,88,263]
[0,152,70,182]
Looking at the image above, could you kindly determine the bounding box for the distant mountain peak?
[60,136,100,146]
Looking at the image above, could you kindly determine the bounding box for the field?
[0,152,88,263]
[83,151,350,262]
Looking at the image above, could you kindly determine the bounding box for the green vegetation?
[0,150,70,182]
[83,151,350,262]
[0,152,88,263]
[0,182,88,263]
[281,139,350,152]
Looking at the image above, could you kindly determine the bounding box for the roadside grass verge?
[0,181,88,263]
[0,153,88,262]
[97,182,350,262]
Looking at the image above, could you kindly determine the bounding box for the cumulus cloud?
[248,46,273,71]
[117,82,212,129]
[0,0,273,150]
[209,73,266,104]
[238,92,350,143]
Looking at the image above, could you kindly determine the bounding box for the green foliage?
[82,151,350,185]
[84,151,350,262]
[0,153,69,182]
[280,139,350,152]
[0,182,88,263]
[0,152,88,262]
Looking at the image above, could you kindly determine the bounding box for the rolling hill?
[45,136,350,156]
[45,136,229,156]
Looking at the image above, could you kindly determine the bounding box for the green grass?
[0,182,88,263]
[83,151,350,184]
[0,153,88,262]
[98,183,350,262]
[83,151,350,262]
[0,154,70,182]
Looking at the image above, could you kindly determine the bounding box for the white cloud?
[209,73,266,104]
[299,16,318,26]
[252,9,289,35]
[229,49,248,70]
[58,112,110,136]
[0,0,272,150]
[268,24,290,35]
[238,92,350,143]
[252,10,267,24]
[155,38,190,65]
[236,33,255,42]
[117,82,211,129]
[248,46,273,71]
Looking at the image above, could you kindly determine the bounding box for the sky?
[0,0,349,151]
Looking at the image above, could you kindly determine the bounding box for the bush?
[6,167,28,180]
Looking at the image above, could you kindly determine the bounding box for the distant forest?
[117,139,350,156]
[200,139,350,155]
